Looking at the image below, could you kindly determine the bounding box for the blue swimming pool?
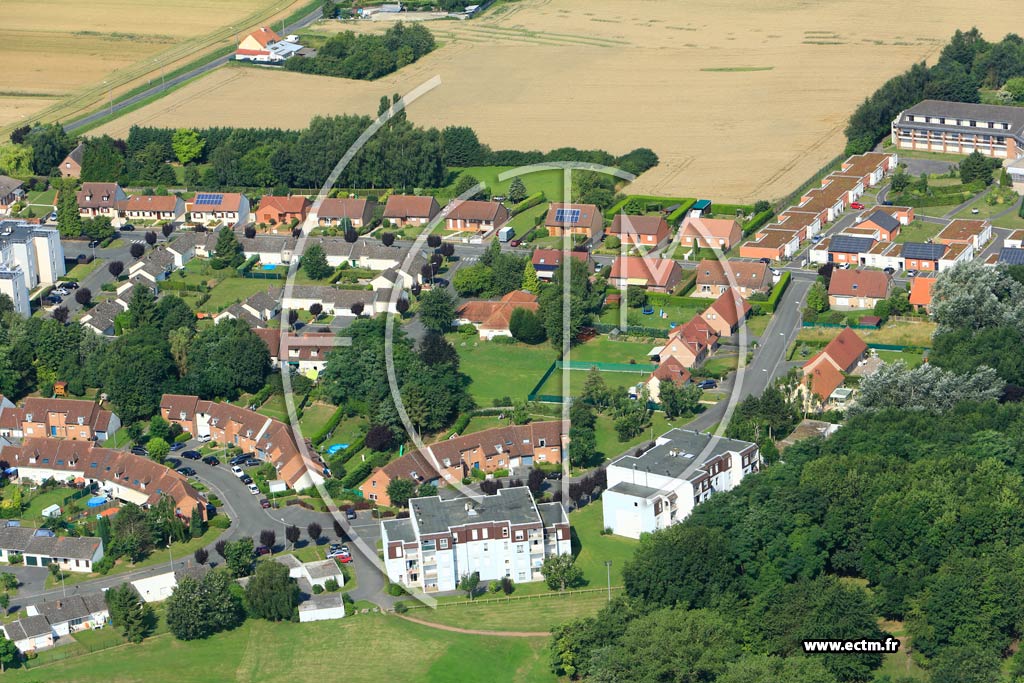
[87,496,108,508]
[261,264,278,271]
[326,443,349,454]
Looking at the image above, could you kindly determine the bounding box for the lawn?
[991,210,1024,231]
[321,416,368,454]
[450,335,556,406]
[256,393,290,422]
[745,313,771,337]
[875,349,926,368]
[20,488,72,522]
[297,402,339,437]
[702,353,740,378]
[797,321,936,348]
[593,411,676,463]
[201,276,283,313]
[892,220,943,244]
[953,195,1020,221]
[570,337,659,365]
[537,368,650,399]
[409,590,614,632]
[7,615,556,683]
[570,500,638,587]
[25,189,57,206]
[64,258,104,281]
[598,300,705,331]
[443,166,567,206]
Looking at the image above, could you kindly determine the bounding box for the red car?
[850,201,865,210]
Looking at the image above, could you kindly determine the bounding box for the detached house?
[678,216,741,251]
[694,259,771,298]
[122,195,185,222]
[608,255,683,293]
[76,182,126,219]
[530,248,591,281]
[455,290,539,340]
[255,195,311,227]
[609,214,671,247]
[855,209,902,241]
[315,197,377,228]
[545,203,603,242]
[655,316,719,368]
[644,357,691,405]
[909,275,936,313]
[0,176,24,213]
[700,288,751,337]
[801,327,868,405]
[188,192,250,227]
[828,269,892,309]
[60,142,85,178]
[444,200,509,233]
[383,195,440,228]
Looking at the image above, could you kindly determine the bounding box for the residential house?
[869,204,915,225]
[610,214,671,248]
[828,235,876,266]
[5,439,208,520]
[935,218,992,250]
[60,142,85,179]
[0,524,103,572]
[530,248,591,281]
[276,554,345,591]
[828,269,892,309]
[544,203,603,242]
[381,487,571,592]
[455,290,539,340]
[678,216,741,251]
[128,247,175,283]
[901,242,949,272]
[774,210,822,240]
[444,200,509,233]
[76,182,126,219]
[255,195,311,228]
[2,615,54,653]
[280,284,400,317]
[360,421,566,505]
[13,397,120,441]
[166,230,204,267]
[383,195,440,228]
[996,246,1024,265]
[700,288,751,337]
[603,429,761,539]
[315,197,377,228]
[801,327,868,405]
[0,220,65,316]
[238,234,297,265]
[28,594,109,637]
[739,228,800,261]
[854,209,902,242]
[0,176,24,213]
[235,27,302,63]
[79,297,129,336]
[891,99,1024,158]
[909,275,936,313]
[644,357,691,405]
[840,152,899,187]
[655,316,719,368]
[188,193,250,227]
[131,564,209,603]
[277,332,336,378]
[694,259,771,298]
[122,195,185,222]
[608,255,683,293]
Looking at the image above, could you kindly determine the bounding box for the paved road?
[64,8,325,133]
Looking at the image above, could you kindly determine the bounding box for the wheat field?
[93,0,1021,202]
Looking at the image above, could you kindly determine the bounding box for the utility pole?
[604,560,612,603]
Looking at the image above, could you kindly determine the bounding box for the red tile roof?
[828,269,892,299]
[383,195,439,220]
[909,276,936,309]
[609,256,681,288]
[609,214,669,236]
[122,195,179,213]
[705,288,751,328]
[819,328,868,371]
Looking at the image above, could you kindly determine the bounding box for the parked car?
[241,476,254,487]
[231,465,244,477]
[197,435,211,443]
[181,450,201,460]
[254,545,271,556]
[120,224,135,231]
[906,269,918,277]
[881,200,893,206]
[344,507,357,520]
[131,446,148,456]
[242,458,261,468]
[545,470,563,480]
[87,239,100,248]
[770,267,781,276]
[883,267,895,274]
[247,483,260,495]
[64,282,79,290]
[259,498,271,509]
[202,455,220,466]
[971,207,980,214]
[177,467,197,477]
[169,442,185,452]
[758,257,771,264]
[850,201,865,210]
[697,379,718,390]
[509,239,521,247]
[229,455,249,466]
[335,553,353,564]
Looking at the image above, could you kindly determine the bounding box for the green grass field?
[537,368,649,399]
[875,349,926,368]
[25,189,57,206]
[953,196,1020,221]
[7,615,556,683]
[991,210,1024,230]
[450,335,556,406]
[256,394,290,422]
[570,337,658,365]
[297,402,338,436]
[201,277,283,313]
[599,301,705,330]
[797,321,936,348]
[321,416,368,453]
[570,500,638,585]
[892,220,943,244]
[64,258,105,281]
[445,166,566,205]
[593,411,676,463]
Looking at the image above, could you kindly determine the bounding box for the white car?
[231,466,244,477]
[247,483,260,495]
[197,435,211,443]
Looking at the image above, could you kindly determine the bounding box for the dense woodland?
[284,22,436,80]
[846,29,1024,153]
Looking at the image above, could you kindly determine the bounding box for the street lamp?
[604,560,612,603]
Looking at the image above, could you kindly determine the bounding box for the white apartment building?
[603,429,761,539]
[381,487,571,593]
[0,220,65,316]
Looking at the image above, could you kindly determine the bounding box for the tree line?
[845,29,1024,154]
[284,22,435,80]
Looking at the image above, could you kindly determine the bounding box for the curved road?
[64,7,324,134]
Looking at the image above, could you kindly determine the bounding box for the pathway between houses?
[395,613,549,638]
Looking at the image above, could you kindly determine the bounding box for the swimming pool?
[326,443,349,455]
[261,264,278,271]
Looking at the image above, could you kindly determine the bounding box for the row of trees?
[845,29,1024,153]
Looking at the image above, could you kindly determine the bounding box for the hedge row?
[603,195,696,223]
[237,254,259,276]
[710,203,754,218]
[340,460,372,490]
[895,192,973,209]
[742,209,775,237]
[510,191,545,216]
[158,279,209,293]
[751,271,791,314]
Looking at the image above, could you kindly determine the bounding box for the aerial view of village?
[2,0,1024,681]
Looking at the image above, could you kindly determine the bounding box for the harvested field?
[0,0,311,133]
[93,0,1020,201]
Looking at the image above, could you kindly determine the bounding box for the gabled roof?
[610,214,669,236]
[122,195,180,213]
[704,288,751,328]
[901,242,946,261]
[65,141,85,165]
[189,193,244,213]
[316,197,374,220]
[696,259,770,288]
[446,200,506,222]
[531,248,589,269]
[544,203,599,228]
[76,183,121,209]
[0,175,23,198]
[649,356,691,387]
[383,195,438,220]
[828,269,891,299]
[803,357,846,401]
[679,216,740,239]
[244,26,281,48]
[608,256,680,288]
[819,327,868,371]
[258,195,310,214]
[456,291,539,331]
[860,209,900,232]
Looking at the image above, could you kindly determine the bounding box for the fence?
[527,360,656,402]
[242,270,286,280]
[801,321,880,330]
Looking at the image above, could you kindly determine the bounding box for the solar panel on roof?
[554,208,581,223]
[901,242,946,261]
[830,235,875,253]
[998,247,1024,265]
[194,193,223,206]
